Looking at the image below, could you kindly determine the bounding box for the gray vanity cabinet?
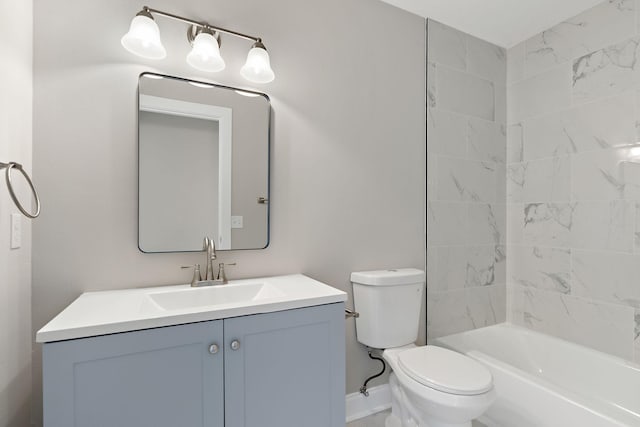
[224,302,345,427]
[43,320,225,427]
[42,303,345,427]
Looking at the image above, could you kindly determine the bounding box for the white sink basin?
[148,282,285,311]
[36,274,347,343]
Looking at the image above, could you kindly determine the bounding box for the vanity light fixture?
[121,10,166,59]
[186,28,225,72]
[240,41,275,84]
[122,6,275,83]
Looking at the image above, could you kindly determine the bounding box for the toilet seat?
[397,346,492,396]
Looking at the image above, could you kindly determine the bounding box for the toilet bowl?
[383,345,495,427]
[351,269,495,427]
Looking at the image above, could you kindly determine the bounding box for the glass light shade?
[240,46,275,84]
[630,146,640,157]
[121,15,166,59]
[186,32,226,72]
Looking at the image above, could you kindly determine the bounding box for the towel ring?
[0,162,41,219]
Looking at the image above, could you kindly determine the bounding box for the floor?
[347,410,391,427]
[347,410,488,427]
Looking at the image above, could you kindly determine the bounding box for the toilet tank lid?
[350,268,425,286]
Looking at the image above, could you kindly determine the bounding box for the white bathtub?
[432,323,640,427]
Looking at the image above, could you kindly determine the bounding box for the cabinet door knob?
[208,343,219,354]
[230,340,241,351]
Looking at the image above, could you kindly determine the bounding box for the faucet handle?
[181,264,201,287]
[216,262,236,284]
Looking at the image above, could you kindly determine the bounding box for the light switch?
[231,216,243,229]
[10,213,21,249]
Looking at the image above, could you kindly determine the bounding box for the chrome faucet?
[182,262,236,287]
[182,238,235,287]
[203,237,216,281]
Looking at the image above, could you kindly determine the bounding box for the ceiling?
[378,0,605,47]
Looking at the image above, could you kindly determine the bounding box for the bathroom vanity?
[37,275,346,427]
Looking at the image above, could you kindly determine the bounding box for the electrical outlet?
[231,216,243,229]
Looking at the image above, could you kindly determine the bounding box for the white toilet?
[351,268,495,427]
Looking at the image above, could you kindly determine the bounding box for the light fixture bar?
[123,6,275,83]
[142,6,261,43]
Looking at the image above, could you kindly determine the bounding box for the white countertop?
[37,274,347,343]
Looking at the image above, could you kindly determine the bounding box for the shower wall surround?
[428,1,640,364]
[506,0,640,363]
[426,20,507,339]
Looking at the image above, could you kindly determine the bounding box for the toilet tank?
[351,268,425,349]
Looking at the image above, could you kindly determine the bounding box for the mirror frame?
[137,72,271,253]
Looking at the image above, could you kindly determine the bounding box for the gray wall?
[426,20,507,339]
[32,0,425,423]
[506,0,640,363]
[0,1,33,426]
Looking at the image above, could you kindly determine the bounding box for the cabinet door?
[43,320,224,427]
[224,303,345,427]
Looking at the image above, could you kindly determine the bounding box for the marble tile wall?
[506,0,640,363]
[426,20,507,339]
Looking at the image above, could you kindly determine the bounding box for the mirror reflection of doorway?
[139,95,232,252]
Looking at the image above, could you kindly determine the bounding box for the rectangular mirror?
[138,73,270,252]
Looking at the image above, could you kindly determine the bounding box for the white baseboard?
[345,383,391,423]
